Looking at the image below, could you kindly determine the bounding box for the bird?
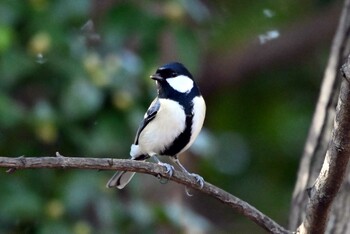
[106,62,206,189]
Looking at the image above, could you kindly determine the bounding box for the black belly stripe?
[160,114,193,156]
[156,80,201,157]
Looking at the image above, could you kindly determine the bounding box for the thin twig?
[0,156,291,234]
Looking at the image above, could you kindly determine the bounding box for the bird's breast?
[138,99,187,154]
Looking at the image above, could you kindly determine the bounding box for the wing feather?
[134,98,160,144]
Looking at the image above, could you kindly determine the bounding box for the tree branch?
[297,57,350,233]
[0,154,291,234]
[289,0,350,229]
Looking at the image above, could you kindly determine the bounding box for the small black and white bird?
[106,62,206,189]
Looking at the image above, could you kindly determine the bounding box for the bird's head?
[150,62,195,94]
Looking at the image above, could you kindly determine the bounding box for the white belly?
[132,96,206,157]
[138,99,186,155]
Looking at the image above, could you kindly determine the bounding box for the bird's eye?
[158,69,177,78]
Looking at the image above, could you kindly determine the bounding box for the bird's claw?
[184,173,204,197]
[191,173,204,189]
[158,162,175,178]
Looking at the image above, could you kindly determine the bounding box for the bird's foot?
[170,157,205,189]
[184,173,205,197]
[158,162,175,179]
[190,173,204,189]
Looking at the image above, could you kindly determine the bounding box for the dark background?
[0,0,342,233]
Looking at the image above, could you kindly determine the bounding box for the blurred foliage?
[0,0,340,233]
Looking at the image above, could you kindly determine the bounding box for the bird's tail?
[106,153,149,189]
[106,171,136,189]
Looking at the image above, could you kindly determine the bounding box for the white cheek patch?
[166,75,194,93]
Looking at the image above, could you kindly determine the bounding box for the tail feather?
[106,171,136,189]
[106,153,149,189]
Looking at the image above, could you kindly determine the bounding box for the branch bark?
[0,155,291,234]
[289,0,350,231]
[296,58,350,233]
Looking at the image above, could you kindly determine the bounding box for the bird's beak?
[150,73,162,81]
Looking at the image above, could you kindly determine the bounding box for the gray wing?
[134,98,160,144]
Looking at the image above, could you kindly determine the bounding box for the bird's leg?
[171,156,204,189]
[151,155,175,179]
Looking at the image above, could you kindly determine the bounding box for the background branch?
[0,155,291,234]
[289,0,350,230]
[297,58,350,233]
[199,3,340,96]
